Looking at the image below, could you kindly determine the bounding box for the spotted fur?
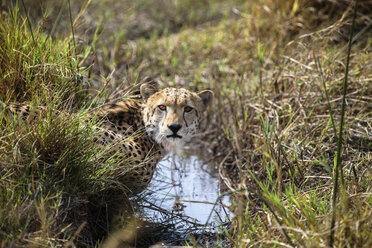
[141,84,213,152]
[4,83,213,194]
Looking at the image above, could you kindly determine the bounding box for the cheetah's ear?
[140,82,159,100]
[198,90,213,110]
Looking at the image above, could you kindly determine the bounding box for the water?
[109,150,233,246]
[138,150,232,232]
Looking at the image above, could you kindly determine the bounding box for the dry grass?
[0,0,371,247]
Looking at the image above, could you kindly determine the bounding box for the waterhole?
[124,148,233,246]
[144,151,231,225]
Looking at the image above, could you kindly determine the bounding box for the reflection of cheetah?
[5,82,213,194]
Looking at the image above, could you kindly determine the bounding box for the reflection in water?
[140,152,232,230]
[110,151,233,246]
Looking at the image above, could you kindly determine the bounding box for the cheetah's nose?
[168,123,182,133]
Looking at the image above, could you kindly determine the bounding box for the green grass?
[1,0,371,247]
[0,5,133,246]
[0,6,87,104]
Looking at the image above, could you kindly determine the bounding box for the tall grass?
[1,0,371,247]
[101,0,370,246]
[0,5,131,246]
[0,6,85,105]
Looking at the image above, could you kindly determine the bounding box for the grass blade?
[315,56,337,138]
[49,0,68,38]
[68,0,78,70]
[20,0,35,45]
[329,0,358,246]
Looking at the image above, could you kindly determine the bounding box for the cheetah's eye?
[158,105,167,111]
[184,106,193,113]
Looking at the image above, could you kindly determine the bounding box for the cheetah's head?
[140,83,213,151]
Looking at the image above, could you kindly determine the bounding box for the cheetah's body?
[96,99,161,194]
[7,83,213,194]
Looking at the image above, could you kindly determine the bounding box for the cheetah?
[3,82,213,194]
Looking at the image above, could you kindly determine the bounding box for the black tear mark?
[183,113,188,127]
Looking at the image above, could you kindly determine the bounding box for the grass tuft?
[0,5,87,105]
[0,6,130,246]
